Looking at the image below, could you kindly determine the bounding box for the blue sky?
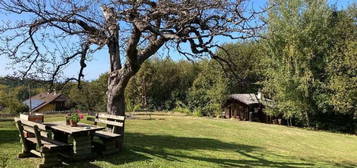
[0,0,355,81]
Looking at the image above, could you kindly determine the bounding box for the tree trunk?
[305,111,311,128]
[107,82,125,116]
[102,6,127,116]
[141,76,148,108]
[107,67,135,116]
[106,66,136,150]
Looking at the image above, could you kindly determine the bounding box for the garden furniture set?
[14,113,125,168]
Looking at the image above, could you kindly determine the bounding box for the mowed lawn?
[1,112,357,168]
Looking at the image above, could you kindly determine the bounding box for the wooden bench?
[14,118,69,168]
[87,113,125,155]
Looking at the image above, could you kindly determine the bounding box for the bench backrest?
[88,113,125,133]
[14,117,50,149]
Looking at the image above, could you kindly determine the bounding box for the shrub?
[193,108,203,117]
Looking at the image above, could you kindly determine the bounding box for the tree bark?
[106,63,137,116]
[107,78,125,116]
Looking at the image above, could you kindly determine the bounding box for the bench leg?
[100,138,121,155]
[72,135,94,160]
[18,141,35,158]
[117,136,124,150]
[17,151,32,158]
[38,149,62,168]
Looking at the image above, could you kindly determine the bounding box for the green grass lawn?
[1,112,357,168]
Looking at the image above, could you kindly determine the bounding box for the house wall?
[54,101,66,111]
[224,102,249,120]
[224,102,267,122]
[35,104,56,113]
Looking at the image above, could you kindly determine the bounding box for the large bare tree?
[0,0,263,116]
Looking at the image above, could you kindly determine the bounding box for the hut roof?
[228,94,260,105]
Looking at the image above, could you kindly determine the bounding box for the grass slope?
[0,113,356,168]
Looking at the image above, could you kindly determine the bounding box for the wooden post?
[38,148,61,168]
[72,133,94,160]
[28,84,32,113]
[33,125,42,152]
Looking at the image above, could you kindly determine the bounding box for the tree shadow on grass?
[66,147,152,168]
[0,129,19,145]
[4,129,354,168]
[3,122,356,168]
[92,133,317,168]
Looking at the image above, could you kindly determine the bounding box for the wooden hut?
[222,93,267,122]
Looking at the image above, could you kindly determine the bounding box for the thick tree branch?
[138,37,167,64]
[126,26,141,66]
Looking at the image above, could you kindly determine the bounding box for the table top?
[44,121,105,134]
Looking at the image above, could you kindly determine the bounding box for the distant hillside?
[0,76,50,88]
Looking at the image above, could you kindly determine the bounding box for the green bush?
[193,108,203,117]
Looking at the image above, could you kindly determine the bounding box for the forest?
[0,0,356,133]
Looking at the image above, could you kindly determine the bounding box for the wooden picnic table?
[44,121,105,160]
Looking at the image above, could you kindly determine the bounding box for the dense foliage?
[262,0,356,132]
[187,42,263,116]
[0,83,40,114]
[125,58,201,112]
